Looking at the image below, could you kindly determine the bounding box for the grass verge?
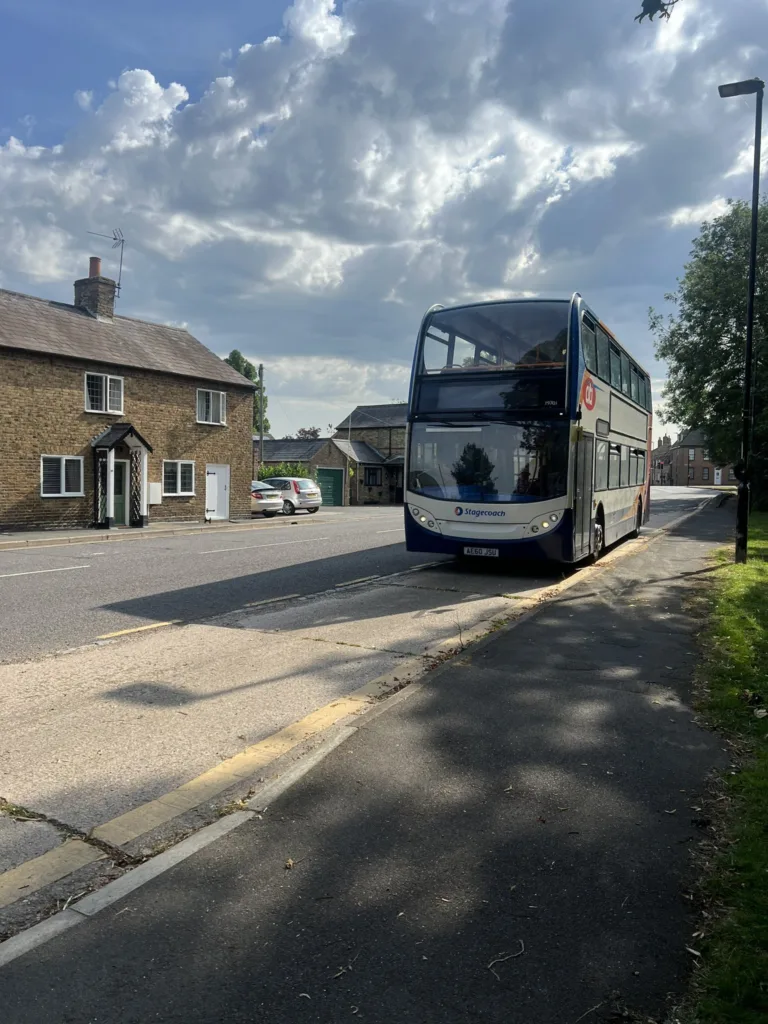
[679,511,768,1022]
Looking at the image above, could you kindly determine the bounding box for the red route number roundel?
[582,377,596,411]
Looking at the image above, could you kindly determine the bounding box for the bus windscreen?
[420,301,569,374]
[408,421,569,504]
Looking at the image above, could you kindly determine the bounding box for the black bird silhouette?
[635,0,680,23]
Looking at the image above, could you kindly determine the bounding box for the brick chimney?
[74,256,116,319]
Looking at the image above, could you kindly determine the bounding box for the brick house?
[333,403,407,505]
[652,428,736,487]
[0,258,255,531]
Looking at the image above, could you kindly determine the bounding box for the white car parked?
[265,477,322,515]
[250,480,284,517]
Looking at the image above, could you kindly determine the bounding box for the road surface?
[0,488,715,663]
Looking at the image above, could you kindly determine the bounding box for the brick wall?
[0,349,253,530]
[334,426,406,460]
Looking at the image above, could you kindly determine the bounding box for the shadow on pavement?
[0,505,734,1024]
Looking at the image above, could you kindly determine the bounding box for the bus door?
[574,431,595,559]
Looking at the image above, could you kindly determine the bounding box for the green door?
[114,461,128,525]
[316,468,344,506]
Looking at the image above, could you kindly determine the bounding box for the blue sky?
[0,0,285,144]
[0,0,764,438]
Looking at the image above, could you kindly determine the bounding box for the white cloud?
[0,0,765,433]
[75,90,94,111]
[667,196,729,227]
[244,355,411,436]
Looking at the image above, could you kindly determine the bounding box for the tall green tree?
[451,443,497,496]
[651,198,768,508]
[224,349,271,433]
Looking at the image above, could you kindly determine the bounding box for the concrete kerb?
[0,494,723,965]
[0,515,325,552]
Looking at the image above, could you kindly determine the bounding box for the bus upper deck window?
[620,352,630,396]
[630,366,640,404]
[636,373,645,408]
[596,328,611,382]
[609,346,622,390]
[581,319,597,373]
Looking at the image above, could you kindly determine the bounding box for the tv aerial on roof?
[87,228,125,297]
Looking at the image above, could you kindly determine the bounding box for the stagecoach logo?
[454,506,506,518]
[581,374,597,412]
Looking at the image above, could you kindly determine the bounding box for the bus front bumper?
[404,510,574,562]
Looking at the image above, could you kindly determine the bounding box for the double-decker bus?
[404,295,652,563]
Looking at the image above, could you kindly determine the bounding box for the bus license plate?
[464,546,499,558]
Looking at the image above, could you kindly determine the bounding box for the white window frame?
[40,455,85,498]
[196,389,227,426]
[162,460,195,497]
[85,372,124,414]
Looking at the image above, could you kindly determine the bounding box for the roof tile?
[0,288,254,389]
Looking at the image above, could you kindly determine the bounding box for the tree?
[650,198,768,508]
[451,443,497,497]
[224,349,271,433]
[295,426,321,440]
[634,0,680,23]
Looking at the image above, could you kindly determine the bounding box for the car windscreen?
[297,480,317,490]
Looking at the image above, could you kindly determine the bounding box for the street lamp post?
[719,77,764,564]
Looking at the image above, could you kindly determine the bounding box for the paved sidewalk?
[0,509,353,551]
[0,503,732,1023]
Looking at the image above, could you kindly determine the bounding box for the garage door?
[317,467,344,506]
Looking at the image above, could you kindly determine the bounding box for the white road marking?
[201,537,330,555]
[0,565,90,580]
[335,575,381,587]
[376,529,404,535]
[245,594,300,608]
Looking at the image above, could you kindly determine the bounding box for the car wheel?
[307,507,319,514]
[283,500,296,515]
[262,511,277,518]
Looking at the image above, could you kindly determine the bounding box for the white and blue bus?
[404,295,652,563]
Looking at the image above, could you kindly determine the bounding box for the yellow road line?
[97,620,181,640]
[0,841,105,911]
[91,686,383,849]
[334,575,380,588]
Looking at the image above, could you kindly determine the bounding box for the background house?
[254,402,408,506]
[651,434,673,485]
[652,428,735,486]
[333,403,407,505]
[255,436,386,506]
[0,258,255,531]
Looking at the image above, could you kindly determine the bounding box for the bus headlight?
[527,512,564,537]
[409,509,440,532]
